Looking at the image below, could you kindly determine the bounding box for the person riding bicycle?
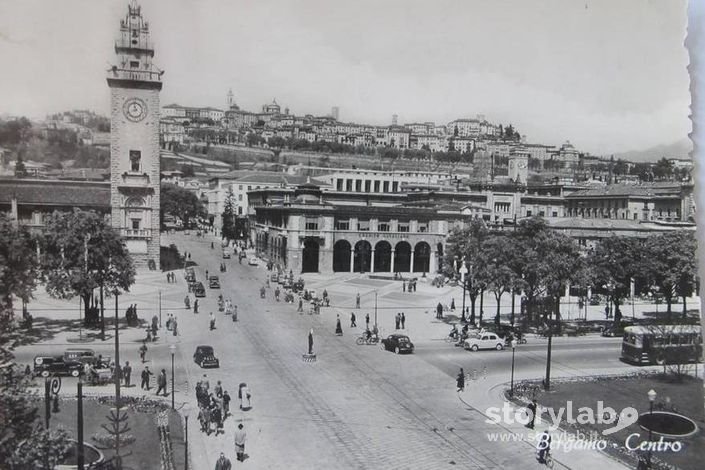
[536,429,552,464]
[449,324,459,339]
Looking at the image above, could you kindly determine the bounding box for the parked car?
[34,355,82,378]
[589,295,602,306]
[381,334,415,354]
[561,322,586,337]
[222,251,231,259]
[185,267,196,283]
[208,275,221,288]
[464,332,505,351]
[193,345,220,368]
[271,273,279,283]
[248,257,259,266]
[194,282,206,297]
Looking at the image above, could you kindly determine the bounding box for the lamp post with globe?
[647,389,657,467]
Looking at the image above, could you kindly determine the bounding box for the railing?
[120,228,152,238]
[108,68,161,82]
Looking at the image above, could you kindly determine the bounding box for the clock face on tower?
[123,98,147,122]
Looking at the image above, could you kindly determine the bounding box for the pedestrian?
[194,299,199,314]
[437,302,443,319]
[401,312,406,329]
[335,315,343,336]
[355,293,360,309]
[201,374,210,392]
[413,280,417,292]
[188,253,191,260]
[223,390,231,417]
[395,313,400,330]
[604,305,610,320]
[215,452,232,470]
[215,380,223,398]
[141,366,153,390]
[156,369,168,396]
[205,269,209,280]
[308,328,314,355]
[457,368,465,392]
[234,423,246,462]
[210,312,216,330]
[365,313,370,328]
[350,312,356,328]
[172,317,178,336]
[123,361,132,387]
[298,298,303,312]
[451,298,456,311]
[526,399,538,429]
[239,383,252,410]
[403,281,406,292]
[139,340,148,363]
[166,272,170,283]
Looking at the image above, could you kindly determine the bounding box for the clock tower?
[107,1,162,268]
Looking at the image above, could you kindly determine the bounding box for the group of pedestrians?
[394,312,406,330]
[401,279,418,292]
[166,272,177,283]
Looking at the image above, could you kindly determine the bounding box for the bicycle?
[540,450,554,468]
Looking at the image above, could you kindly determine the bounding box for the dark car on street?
[602,320,635,337]
[193,345,220,368]
[194,282,206,297]
[34,355,82,378]
[381,334,415,354]
[208,275,220,288]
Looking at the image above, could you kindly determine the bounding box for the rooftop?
[0,178,110,207]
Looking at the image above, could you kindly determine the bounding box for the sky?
[0,0,691,155]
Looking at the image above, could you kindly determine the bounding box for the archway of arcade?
[333,240,352,272]
[353,240,372,273]
[373,241,392,272]
[301,238,320,273]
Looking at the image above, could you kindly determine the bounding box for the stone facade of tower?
[107,1,162,269]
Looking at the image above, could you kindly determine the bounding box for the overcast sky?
[0,0,690,155]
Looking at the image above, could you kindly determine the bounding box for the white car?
[248,257,259,266]
[463,332,504,351]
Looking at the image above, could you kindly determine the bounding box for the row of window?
[335,179,400,193]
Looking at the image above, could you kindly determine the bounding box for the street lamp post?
[183,404,190,470]
[374,290,378,329]
[170,344,176,410]
[510,339,517,396]
[459,261,468,323]
[647,389,657,467]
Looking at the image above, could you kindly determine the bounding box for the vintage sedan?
[222,250,231,259]
[193,345,220,368]
[34,355,82,378]
[208,275,221,289]
[194,282,206,297]
[248,257,259,266]
[463,332,504,351]
[380,334,415,354]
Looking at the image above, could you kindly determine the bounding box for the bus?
[621,325,702,365]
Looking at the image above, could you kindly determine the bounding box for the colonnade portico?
[333,237,439,274]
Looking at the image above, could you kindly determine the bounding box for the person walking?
[402,281,406,293]
[234,423,246,462]
[355,293,361,309]
[141,366,153,390]
[401,312,406,329]
[214,452,232,470]
[365,313,370,329]
[335,315,343,336]
[205,269,209,280]
[156,369,168,396]
[184,295,191,310]
[215,380,223,398]
[222,390,231,417]
[436,302,443,319]
[451,298,456,311]
[457,368,465,392]
[123,361,132,387]
[526,399,538,429]
[209,312,216,330]
[239,383,252,410]
[298,298,303,312]
[395,313,400,330]
[308,328,314,354]
[194,299,199,314]
[139,340,148,363]
[350,312,356,328]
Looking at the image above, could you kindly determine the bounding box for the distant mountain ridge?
[614,138,692,163]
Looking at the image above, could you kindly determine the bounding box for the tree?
[0,215,70,469]
[653,157,674,180]
[161,183,206,228]
[640,231,697,320]
[221,186,236,241]
[477,235,518,326]
[589,236,644,324]
[41,209,136,321]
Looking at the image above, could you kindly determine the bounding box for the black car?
[193,345,220,368]
[381,334,415,354]
[194,282,206,297]
[34,355,82,378]
[208,276,220,289]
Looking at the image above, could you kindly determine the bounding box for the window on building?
[346,179,353,191]
[305,218,319,230]
[357,219,370,231]
[355,180,362,192]
[552,211,558,217]
[364,180,371,192]
[336,179,344,191]
[378,221,390,232]
[238,207,243,215]
[248,186,252,190]
[398,222,409,232]
[335,219,350,230]
[131,219,140,230]
[383,181,390,192]
[238,194,243,201]
[129,150,141,172]
[526,210,532,216]
[539,210,545,217]
[374,181,380,192]
[418,223,428,232]
[239,185,243,190]
[130,61,139,68]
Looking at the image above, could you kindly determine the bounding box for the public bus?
[621,325,703,365]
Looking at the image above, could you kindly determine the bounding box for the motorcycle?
[356,334,380,345]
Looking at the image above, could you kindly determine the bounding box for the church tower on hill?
[107,1,162,269]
